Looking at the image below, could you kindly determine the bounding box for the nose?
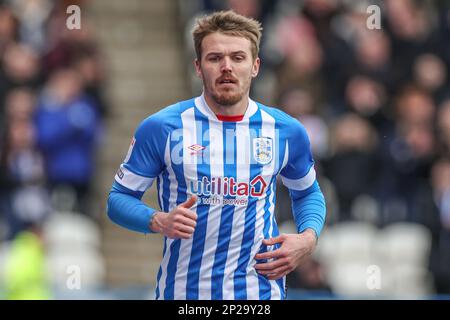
[220,56,232,73]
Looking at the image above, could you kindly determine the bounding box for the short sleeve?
[280,119,316,191]
[114,116,168,192]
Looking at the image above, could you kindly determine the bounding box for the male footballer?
[107,10,326,300]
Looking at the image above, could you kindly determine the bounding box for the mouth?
[217,77,238,85]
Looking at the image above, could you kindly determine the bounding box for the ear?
[194,59,202,78]
[251,57,260,78]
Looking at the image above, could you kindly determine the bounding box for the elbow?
[106,190,118,224]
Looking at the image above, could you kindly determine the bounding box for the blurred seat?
[390,265,434,298]
[327,262,391,298]
[43,211,105,291]
[46,250,105,290]
[315,221,377,267]
[377,222,432,268]
[43,211,101,252]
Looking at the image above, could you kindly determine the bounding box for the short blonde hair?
[192,10,263,61]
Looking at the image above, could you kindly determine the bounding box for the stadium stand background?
[0,0,449,299]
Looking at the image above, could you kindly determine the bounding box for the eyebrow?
[205,50,248,57]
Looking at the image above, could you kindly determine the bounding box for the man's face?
[195,32,260,106]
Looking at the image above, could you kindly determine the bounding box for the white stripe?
[280,141,289,174]
[173,107,197,300]
[267,180,281,299]
[245,98,258,119]
[247,109,277,299]
[157,135,171,211]
[222,119,251,300]
[196,95,218,120]
[156,133,179,299]
[281,165,316,191]
[197,118,224,299]
[156,237,173,300]
[115,165,154,192]
[196,93,258,121]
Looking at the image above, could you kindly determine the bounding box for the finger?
[176,215,197,228]
[262,235,284,246]
[267,267,291,280]
[177,208,197,221]
[172,231,193,239]
[255,248,284,260]
[179,195,198,209]
[257,263,290,275]
[254,258,287,271]
[176,223,195,234]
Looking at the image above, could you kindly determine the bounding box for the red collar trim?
[215,114,245,122]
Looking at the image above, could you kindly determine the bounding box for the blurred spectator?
[279,87,330,159]
[430,159,450,293]
[42,3,98,79]
[344,74,391,133]
[72,53,108,118]
[413,53,448,100]
[323,113,379,222]
[437,99,450,157]
[375,86,438,227]
[34,69,101,215]
[384,0,441,89]
[0,116,50,240]
[0,5,19,56]
[273,15,326,107]
[353,30,393,87]
[7,0,53,54]
[286,256,331,294]
[0,43,41,107]
[4,227,52,299]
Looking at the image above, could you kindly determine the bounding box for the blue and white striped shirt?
[107,94,326,300]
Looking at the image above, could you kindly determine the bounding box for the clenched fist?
[150,195,198,239]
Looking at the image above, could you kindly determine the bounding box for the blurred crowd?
[0,0,107,299]
[179,0,450,296]
[0,0,106,245]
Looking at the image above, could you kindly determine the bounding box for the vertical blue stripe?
[271,211,285,299]
[156,176,162,211]
[155,237,167,299]
[155,166,171,298]
[211,121,237,300]
[233,109,262,299]
[186,108,211,299]
[164,239,181,299]
[160,169,171,213]
[163,108,190,299]
[257,175,276,299]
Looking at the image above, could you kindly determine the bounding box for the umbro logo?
[188,144,205,155]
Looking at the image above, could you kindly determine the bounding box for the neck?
[203,91,249,116]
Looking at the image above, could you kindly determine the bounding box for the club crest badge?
[253,137,273,165]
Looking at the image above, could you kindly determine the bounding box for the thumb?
[179,195,198,209]
[262,235,284,246]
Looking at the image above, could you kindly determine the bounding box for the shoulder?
[138,98,196,133]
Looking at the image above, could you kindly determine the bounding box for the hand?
[254,229,317,280]
[150,195,198,239]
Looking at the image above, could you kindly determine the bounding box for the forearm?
[107,182,157,234]
[289,180,326,238]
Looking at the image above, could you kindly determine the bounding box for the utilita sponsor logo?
[190,176,267,197]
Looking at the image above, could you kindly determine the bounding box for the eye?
[233,55,245,62]
[208,56,220,62]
